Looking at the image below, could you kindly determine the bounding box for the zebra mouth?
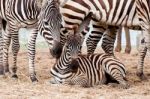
[50,41,63,59]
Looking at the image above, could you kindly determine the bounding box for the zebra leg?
[124,27,131,54]
[11,33,20,78]
[81,26,90,53]
[86,23,105,55]
[0,19,4,74]
[3,24,11,75]
[136,40,147,80]
[64,76,89,87]
[107,71,129,89]
[28,28,38,82]
[101,26,118,55]
[115,27,122,52]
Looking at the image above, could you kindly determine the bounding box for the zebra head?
[38,0,63,59]
[64,32,83,61]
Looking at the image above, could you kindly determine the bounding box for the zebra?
[50,23,129,88]
[55,0,150,80]
[0,0,62,82]
[58,0,138,55]
[135,0,150,80]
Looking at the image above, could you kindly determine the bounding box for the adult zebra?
[50,21,129,88]
[54,0,150,80]
[135,0,150,80]
[59,0,140,54]
[0,0,62,82]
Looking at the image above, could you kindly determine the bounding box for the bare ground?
[0,48,150,99]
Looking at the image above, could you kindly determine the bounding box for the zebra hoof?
[12,74,18,79]
[0,64,4,75]
[30,76,38,82]
[136,72,147,81]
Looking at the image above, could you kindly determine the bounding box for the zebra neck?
[57,50,72,69]
[38,24,53,48]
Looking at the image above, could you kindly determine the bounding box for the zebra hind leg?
[105,64,129,89]
[136,40,147,80]
[28,28,38,82]
[109,74,129,89]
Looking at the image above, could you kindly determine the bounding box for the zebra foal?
[50,16,129,88]
[55,0,150,80]
[50,32,129,88]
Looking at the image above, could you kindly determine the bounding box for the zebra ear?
[76,12,93,35]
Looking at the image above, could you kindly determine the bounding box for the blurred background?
[19,28,140,51]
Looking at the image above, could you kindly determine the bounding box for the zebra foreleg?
[11,33,20,79]
[86,21,106,55]
[28,28,38,82]
[3,25,11,75]
[86,31,103,55]
[101,26,117,55]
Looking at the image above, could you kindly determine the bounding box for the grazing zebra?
[50,26,129,88]
[0,0,62,82]
[135,0,150,79]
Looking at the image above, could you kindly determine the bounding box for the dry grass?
[0,48,150,99]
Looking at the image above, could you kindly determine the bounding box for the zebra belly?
[14,20,38,29]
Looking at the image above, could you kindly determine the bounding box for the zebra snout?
[50,41,63,59]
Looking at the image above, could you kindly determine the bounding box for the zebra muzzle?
[50,40,63,59]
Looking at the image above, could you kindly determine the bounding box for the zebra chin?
[50,40,63,59]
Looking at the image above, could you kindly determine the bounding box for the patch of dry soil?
[0,49,150,99]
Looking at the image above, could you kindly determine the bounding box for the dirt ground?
[0,48,150,99]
